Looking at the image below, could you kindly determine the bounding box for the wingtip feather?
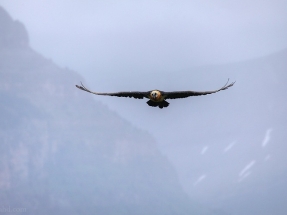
[220,79,235,91]
[76,82,90,92]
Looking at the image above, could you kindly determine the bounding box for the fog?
[1,1,287,215]
[2,0,287,74]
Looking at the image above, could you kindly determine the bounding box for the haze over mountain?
[90,45,287,215]
[2,0,287,76]
[1,2,287,215]
[159,50,287,215]
[0,7,216,215]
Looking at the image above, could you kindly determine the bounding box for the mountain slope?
[0,6,214,215]
[157,49,287,215]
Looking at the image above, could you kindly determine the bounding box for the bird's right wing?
[76,82,150,99]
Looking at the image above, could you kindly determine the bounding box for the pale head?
[151,91,158,99]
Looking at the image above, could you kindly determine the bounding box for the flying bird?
[76,79,235,109]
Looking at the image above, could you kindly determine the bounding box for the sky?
[1,0,287,79]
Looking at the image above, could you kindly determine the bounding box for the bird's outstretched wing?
[162,79,235,99]
[76,82,149,99]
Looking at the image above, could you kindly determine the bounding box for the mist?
[1,1,287,215]
[2,0,287,74]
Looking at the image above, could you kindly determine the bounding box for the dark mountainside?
[0,7,215,215]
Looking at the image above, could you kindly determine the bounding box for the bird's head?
[151,91,158,99]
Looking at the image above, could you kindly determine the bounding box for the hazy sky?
[1,0,287,76]
[1,2,287,214]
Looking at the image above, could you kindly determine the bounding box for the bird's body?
[76,80,235,109]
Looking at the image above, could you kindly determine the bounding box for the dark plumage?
[76,79,235,109]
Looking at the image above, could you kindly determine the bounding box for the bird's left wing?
[162,79,235,99]
[76,82,149,99]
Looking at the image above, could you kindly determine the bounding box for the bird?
[75,79,235,109]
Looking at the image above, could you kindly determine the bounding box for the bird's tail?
[147,100,169,109]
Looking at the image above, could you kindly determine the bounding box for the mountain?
[156,49,287,215]
[0,6,216,215]
[88,31,287,214]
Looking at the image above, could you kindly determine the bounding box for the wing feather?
[163,79,235,99]
[75,82,149,99]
